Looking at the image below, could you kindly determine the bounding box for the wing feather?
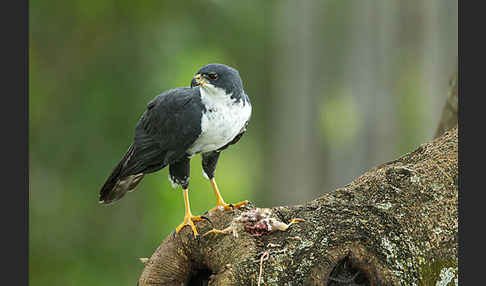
[122,87,203,176]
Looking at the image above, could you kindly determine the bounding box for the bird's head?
[191,64,243,98]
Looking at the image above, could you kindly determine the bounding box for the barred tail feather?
[99,145,145,204]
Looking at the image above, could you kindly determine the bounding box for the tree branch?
[138,128,458,285]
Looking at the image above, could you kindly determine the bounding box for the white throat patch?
[186,85,251,155]
[199,83,222,97]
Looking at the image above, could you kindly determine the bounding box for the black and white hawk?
[99,64,252,237]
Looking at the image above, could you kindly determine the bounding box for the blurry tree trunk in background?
[422,0,459,139]
[435,69,458,138]
[262,0,458,208]
[263,0,325,206]
[339,0,399,191]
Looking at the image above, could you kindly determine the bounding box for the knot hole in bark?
[188,266,212,286]
[327,255,371,286]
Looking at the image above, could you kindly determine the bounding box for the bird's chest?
[188,96,250,155]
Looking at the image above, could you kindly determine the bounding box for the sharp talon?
[232,200,249,209]
[289,218,305,225]
[200,215,213,226]
[200,215,210,221]
[208,200,249,213]
[191,216,206,222]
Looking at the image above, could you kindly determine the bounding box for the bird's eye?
[206,73,218,80]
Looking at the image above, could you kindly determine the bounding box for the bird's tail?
[99,145,145,205]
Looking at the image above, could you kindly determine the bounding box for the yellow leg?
[207,178,249,212]
[175,189,204,238]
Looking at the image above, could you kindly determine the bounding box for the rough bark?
[138,127,458,286]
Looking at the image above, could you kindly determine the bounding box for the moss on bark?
[138,128,458,286]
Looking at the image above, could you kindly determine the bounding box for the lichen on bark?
[138,128,458,286]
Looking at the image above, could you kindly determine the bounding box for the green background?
[30,1,457,285]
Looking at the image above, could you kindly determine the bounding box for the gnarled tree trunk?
[138,67,459,285]
[138,127,458,286]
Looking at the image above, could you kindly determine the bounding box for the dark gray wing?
[120,87,204,176]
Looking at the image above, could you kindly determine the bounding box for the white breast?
[187,86,251,155]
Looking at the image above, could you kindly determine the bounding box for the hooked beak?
[191,74,208,87]
[190,77,198,88]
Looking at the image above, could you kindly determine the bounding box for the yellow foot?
[208,200,249,213]
[202,228,230,237]
[175,215,206,238]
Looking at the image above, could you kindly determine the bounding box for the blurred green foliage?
[30,0,456,285]
[30,1,268,284]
